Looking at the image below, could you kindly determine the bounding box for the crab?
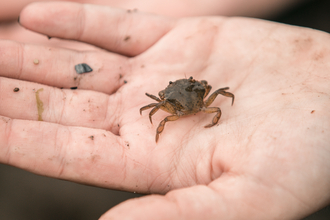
[140,76,235,142]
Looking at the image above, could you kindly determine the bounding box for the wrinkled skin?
[0,2,329,220]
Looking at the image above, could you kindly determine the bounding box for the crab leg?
[204,87,234,107]
[139,103,158,115]
[148,101,169,124]
[156,115,180,142]
[145,93,162,102]
[202,107,221,128]
[203,85,212,99]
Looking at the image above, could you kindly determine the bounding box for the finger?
[100,181,312,220]
[0,116,177,193]
[0,22,101,51]
[0,0,36,21]
[101,185,230,220]
[19,2,175,56]
[0,77,122,133]
[0,40,128,94]
[0,117,129,189]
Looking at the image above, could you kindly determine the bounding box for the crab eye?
[189,76,195,83]
[159,91,165,98]
[169,81,173,84]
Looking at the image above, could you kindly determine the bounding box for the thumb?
[100,185,229,220]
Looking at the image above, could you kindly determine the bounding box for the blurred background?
[0,0,329,219]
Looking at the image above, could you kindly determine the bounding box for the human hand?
[1,2,329,219]
[0,0,305,50]
[0,0,304,21]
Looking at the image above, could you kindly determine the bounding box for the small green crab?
[140,76,234,142]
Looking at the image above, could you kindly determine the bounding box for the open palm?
[0,2,329,219]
